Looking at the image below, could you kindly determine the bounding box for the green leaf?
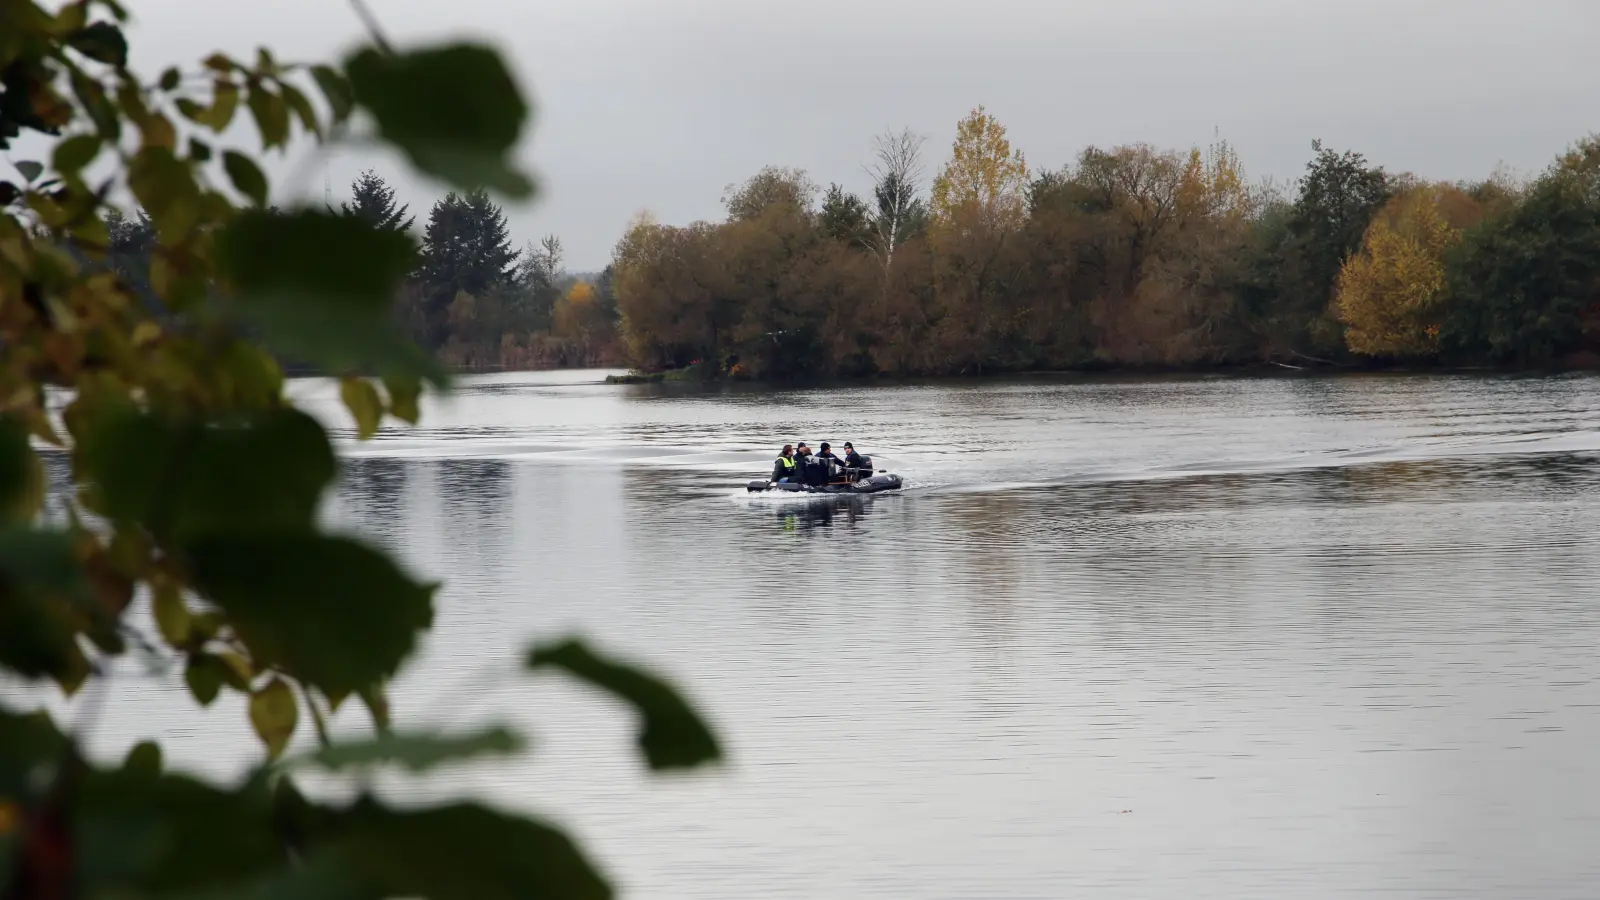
[123,740,162,778]
[52,1,88,36]
[187,136,212,163]
[382,374,421,424]
[310,65,353,122]
[70,71,120,140]
[203,80,240,131]
[188,534,434,697]
[249,678,297,759]
[76,404,171,529]
[339,377,382,440]
[96,0,129,23]
[246,83,290,149]
[214,209,444,385]
[330,800,611,900]
[528,639,720,771]
[344,43,534,197]
[174,97,204,122]
[67,21,129,67]
[74,766,284,895]
[292,727,523,774]
[184,653,226,705]
[151,581,191,645]
[0,529,93,685]
[222,150,268,206]
[0,414,44,525]
[217,651,254,689]
[279,83,320,139]
[80,408,336,542]
[127,146,200,240]
[51,134,102,176]
[15,161,43,183]
[0,706,70,798]
[158,67,181,91]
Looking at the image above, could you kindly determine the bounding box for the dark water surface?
[57,372,1600,897]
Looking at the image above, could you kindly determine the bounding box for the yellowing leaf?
[382,374,421,424]
[139,113,177,151]
[131,321,161,347]
[203,80,240,132]
[246,83,290,150]
[152,581,191,645]
[219,651,254,688]
[250,677,298,759]
[340,377,382,440]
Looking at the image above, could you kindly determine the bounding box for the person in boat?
[793,442,830,486]
[771,444,799,483]
[842,442,868,480]
[816,442,843,483]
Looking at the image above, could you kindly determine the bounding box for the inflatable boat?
[747,454,903,494]
[747,472,903,494]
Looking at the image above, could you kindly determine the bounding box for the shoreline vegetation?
[102,110,1600,384]
[595,359,1599,387]
[608,112,1600,382]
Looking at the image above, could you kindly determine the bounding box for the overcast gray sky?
[99,0,1600,268]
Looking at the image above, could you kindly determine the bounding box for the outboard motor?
[851,455,873,481]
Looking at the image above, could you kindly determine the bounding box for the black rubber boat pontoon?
[747,455,903,494]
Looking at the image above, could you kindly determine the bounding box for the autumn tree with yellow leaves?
[930,106,1029,238]
[1336,184,1481,358]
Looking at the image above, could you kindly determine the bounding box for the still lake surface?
[48,370,1600,898]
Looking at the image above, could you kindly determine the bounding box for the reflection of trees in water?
[335,458,410,543]
[938,492,1026,674]
[436,459,512,561]
[1302,454,1600,506]
[437,459,510,511]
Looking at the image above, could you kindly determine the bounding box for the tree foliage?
[722,166,818,223]
[930,106,1029,239]
[1442,137,1600,365]
[611,113,1600,377]
[340,169,415,235]
[1337,184,1478,358]
[0,4,717,899]
[819,184,872,249]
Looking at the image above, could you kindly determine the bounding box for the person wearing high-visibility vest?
[771,444,799,483]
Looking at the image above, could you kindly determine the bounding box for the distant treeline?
[103,171,624,372]
[98,111,1600,378]
[613,109,1600,378]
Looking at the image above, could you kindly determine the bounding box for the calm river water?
[52,371,1600,897]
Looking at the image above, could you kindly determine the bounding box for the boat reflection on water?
[773,494,876,532]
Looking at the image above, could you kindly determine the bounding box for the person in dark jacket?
[842,442,868,480]
[771,444,798,483]
[815,442,844,483]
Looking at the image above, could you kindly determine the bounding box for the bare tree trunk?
[865,127,926,283]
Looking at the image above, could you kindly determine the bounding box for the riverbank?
[596,354,1600,386]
